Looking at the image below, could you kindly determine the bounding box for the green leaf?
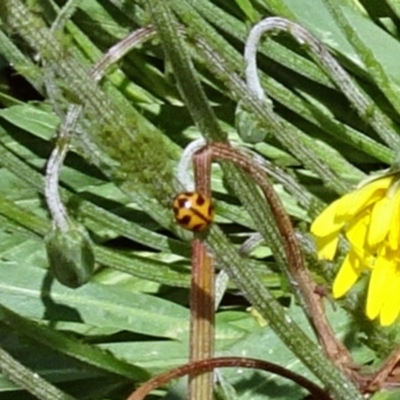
[0,262,190,340]
[0,104,59,140]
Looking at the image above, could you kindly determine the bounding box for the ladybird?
[173,192,214,231]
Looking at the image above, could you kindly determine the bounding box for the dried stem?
[126,356,332,400]
[209,142,353,367]
[367,346,400,392]
[188,148,215,399]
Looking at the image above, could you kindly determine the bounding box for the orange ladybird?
[173,192,214,231]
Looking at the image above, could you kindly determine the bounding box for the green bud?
[45,222,95,288]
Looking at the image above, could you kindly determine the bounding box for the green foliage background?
[1,0,400,399]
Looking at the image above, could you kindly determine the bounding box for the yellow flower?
[311,174,400,326]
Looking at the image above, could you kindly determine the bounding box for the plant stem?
[210,143,353,366]
[146,2,363,398]
[244,17,400,150]
[208,225,363,400]
[126,356,332,400]
[188,148,215,399]
[189,240,214,399]
[147,0,226,142]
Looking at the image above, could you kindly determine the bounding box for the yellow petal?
[310,198,346,238]
[332,250,365,298]
[388,191,400,250]
[365,255,391,320]
[345,209,370,255]
[336,176,393,219]
[314,233,339,260]
[379,266,400,326]
[368,195,396,249]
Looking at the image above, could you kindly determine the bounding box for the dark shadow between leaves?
[40,270,83,326]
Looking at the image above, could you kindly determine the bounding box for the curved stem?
[244,17,400,149]
[210,143,351,360]
[44,25,157,231]
[44,120,73,232]
[126,356,332,400]
[177,138,206,191]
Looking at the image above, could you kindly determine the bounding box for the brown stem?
[188,148,215,399]
[209,142,353,367]
[366,345,400,392]
[125,356,333,400]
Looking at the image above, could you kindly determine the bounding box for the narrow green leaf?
[0,304,150,381]
[0,105,59,140]
[0,262,189,340]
